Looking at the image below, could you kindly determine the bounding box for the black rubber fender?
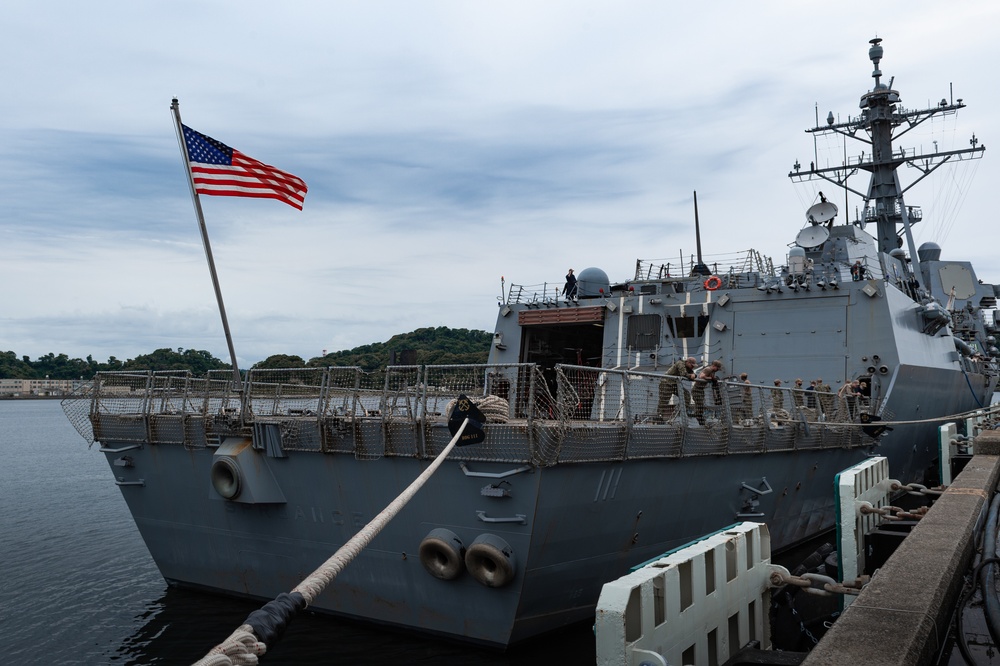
[465,534,516,587]
[419,528,466,580]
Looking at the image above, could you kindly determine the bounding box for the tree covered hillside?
[0,348,231,379]
[254,327,493,371]
[1,327,493,378]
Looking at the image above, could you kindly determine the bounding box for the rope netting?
[61,364,997,464]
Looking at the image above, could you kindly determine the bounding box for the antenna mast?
[692,191,710,276]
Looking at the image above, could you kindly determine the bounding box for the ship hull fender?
[419,528,466,580]
[466,534,517,587]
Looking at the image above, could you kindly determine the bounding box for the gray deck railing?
[62,365,874,465]
[634,249,774,283]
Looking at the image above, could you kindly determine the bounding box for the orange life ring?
[704,275,722,291]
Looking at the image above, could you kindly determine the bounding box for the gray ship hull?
[99,428,871,645]
[73,353,989,646]
[75,301,993,647]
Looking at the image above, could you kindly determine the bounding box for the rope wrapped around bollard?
[193,396,488,665]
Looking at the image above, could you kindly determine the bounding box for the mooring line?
[800,403,1000,428]
[192,417,471,666]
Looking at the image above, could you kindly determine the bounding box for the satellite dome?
[576,267,611,298]
[918,242,942,262]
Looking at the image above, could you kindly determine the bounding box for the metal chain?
[858,501,930,521]
[891,481,944,497]
[770,569,868,597]
[789,603,819,645]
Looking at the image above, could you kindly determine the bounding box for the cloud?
[1,1,998,365]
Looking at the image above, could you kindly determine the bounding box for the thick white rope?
[192,418,470,665]
[795,402,1000,428]
[446,394,509,423]
[193,624,264,665]
[292,417,469,604]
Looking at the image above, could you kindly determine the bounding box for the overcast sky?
[2,1,998,367]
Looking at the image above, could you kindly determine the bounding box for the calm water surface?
[0,400,594,665]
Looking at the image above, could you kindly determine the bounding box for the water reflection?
[108,586,596,665]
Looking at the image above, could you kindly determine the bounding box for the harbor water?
[0,400,595,665]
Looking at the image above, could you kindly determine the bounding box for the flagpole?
[171,98,243,387]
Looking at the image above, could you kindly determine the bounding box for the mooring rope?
[445,394,510,423]
[798,402,1000,429]
[192,417,470,666]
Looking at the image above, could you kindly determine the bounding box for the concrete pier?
[802,430,1000,666]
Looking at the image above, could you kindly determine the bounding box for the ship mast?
[692,190,710,276]
[789,38,985,256]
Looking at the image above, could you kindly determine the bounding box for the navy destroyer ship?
[63,38,998,648]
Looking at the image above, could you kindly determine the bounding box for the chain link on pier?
[771,568,869,598]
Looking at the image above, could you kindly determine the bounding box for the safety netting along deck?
[61,364,875,465]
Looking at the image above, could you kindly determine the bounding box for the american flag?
[181,125,308,210]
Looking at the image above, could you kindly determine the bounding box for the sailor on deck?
[816,378,834,419]
[562,268,578,301]
[738,373,752,419]
[658,357,696,418]
[771,379,784,411]
[692,360,723,422]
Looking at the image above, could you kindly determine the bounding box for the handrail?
[65,363,993,464]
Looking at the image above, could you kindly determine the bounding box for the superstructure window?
[627,314,661,350]
[664,315,707,339]
[669,316,695,338]
[697,314,710,336]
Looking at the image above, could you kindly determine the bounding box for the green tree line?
[0,327,492,378]
[253,327,493,371]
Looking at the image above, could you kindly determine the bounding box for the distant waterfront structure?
[0,378,86,397]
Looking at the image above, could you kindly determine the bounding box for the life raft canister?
[704,275,722,291]
[465,534,517,588]
[418,528,466,580]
